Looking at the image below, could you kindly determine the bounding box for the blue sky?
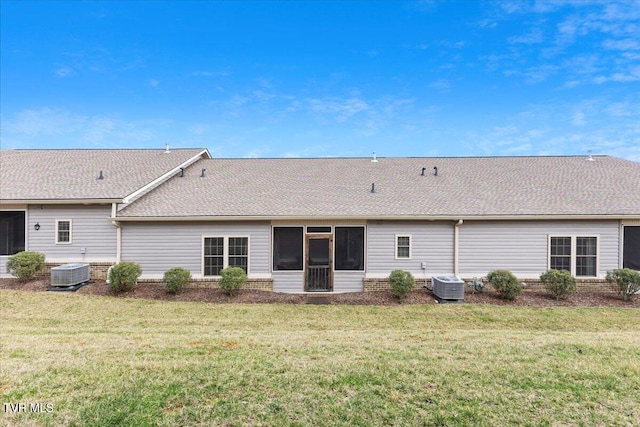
[1,1,639,160]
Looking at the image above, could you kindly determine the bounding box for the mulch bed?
[1,278,638,308]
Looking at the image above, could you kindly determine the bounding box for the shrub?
[606,269,640,301]
[163,267,192,294]
[389,269,415,303]
[540,269,576,300]
[108,261,141,294]
[6,251,45,281]
[487,269,522,301]
[219,267,247,296]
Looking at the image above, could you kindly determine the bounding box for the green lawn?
[1,290,639,426]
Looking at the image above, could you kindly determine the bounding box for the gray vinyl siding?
[458,220,620,279]
[366,221,455,276]
[272,271,304,292]
[27,204,116,262]
[334,272,364,292]
[121,221,270,277]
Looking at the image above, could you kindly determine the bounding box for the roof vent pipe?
[98,170,104,180]
[421,167,426,176]
[200,168,206,178]
[371,152,378,163]
[179,167,184,177]
[434,166,438,176]
[164,143,171,154]
[586,150,595,161]
[371,182,376,193]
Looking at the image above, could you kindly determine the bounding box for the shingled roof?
[117,155,640,219]
[0,149,209,202]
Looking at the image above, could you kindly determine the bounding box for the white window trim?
[55,219,72,245]
[395,234,412,260]
[548,235,599,278]
[202,235,250,277]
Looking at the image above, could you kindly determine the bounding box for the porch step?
[306,295,332,305]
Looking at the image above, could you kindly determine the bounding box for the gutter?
[107,214,640,222]
[454,219,463,276]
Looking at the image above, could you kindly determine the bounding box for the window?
[550,237,571,271]
[307,226,331,233]
[576,237,597,277]
[56,220,72,244]
[204,237,248,276]
[335,227,364,271]
[396,235,411,259]
[549,236,598,277]
[0,211,25,255]
[273,227,303,271]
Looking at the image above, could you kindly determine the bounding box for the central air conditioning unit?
[51,263,90,287]
[431,275,465,303]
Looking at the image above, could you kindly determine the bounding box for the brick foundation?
[364,277,615,293]
[138,278,273,291]
[364,278,428,292]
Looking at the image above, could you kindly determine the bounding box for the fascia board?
[110,214,640,222]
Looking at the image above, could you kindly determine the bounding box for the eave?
[109,213,640,222]
[2,199,122,205]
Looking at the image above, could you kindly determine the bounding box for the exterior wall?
[120,221,270,278]
[458,220,620,279]
[272,271,304,293]
[27,204,117,263]
[334,272,365,292]
[366,220,454,278]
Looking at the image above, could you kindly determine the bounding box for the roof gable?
[0,149,209,202]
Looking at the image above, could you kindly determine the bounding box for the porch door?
[305,235,333,292]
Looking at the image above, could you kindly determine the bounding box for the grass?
[1,290,639,426]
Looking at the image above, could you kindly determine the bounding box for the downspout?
[111,203,122,263]
[454,219,463,277]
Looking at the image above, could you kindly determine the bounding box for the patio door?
[305,235,333,292]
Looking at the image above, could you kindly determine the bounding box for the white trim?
[121,149,209,205]
[395,234,412,260]
[111,214,640,222]
[201,235,250,277]
[55,219,73,244]
[548,234,600,278]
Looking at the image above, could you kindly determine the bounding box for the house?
[1,148,639,293]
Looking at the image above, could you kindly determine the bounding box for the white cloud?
[1,107,170,148]
[53,65,74,78]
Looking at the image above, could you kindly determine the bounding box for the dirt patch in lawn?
[1,278,638,307]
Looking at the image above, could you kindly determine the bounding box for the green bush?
[487,269,522,301]
[108,261,141,294]
[219,267,247,296]
[389,270,415,303]
[163,267,192,294]
[540,269,576,300]
[606,269,640,301]
[6,251,45,281]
